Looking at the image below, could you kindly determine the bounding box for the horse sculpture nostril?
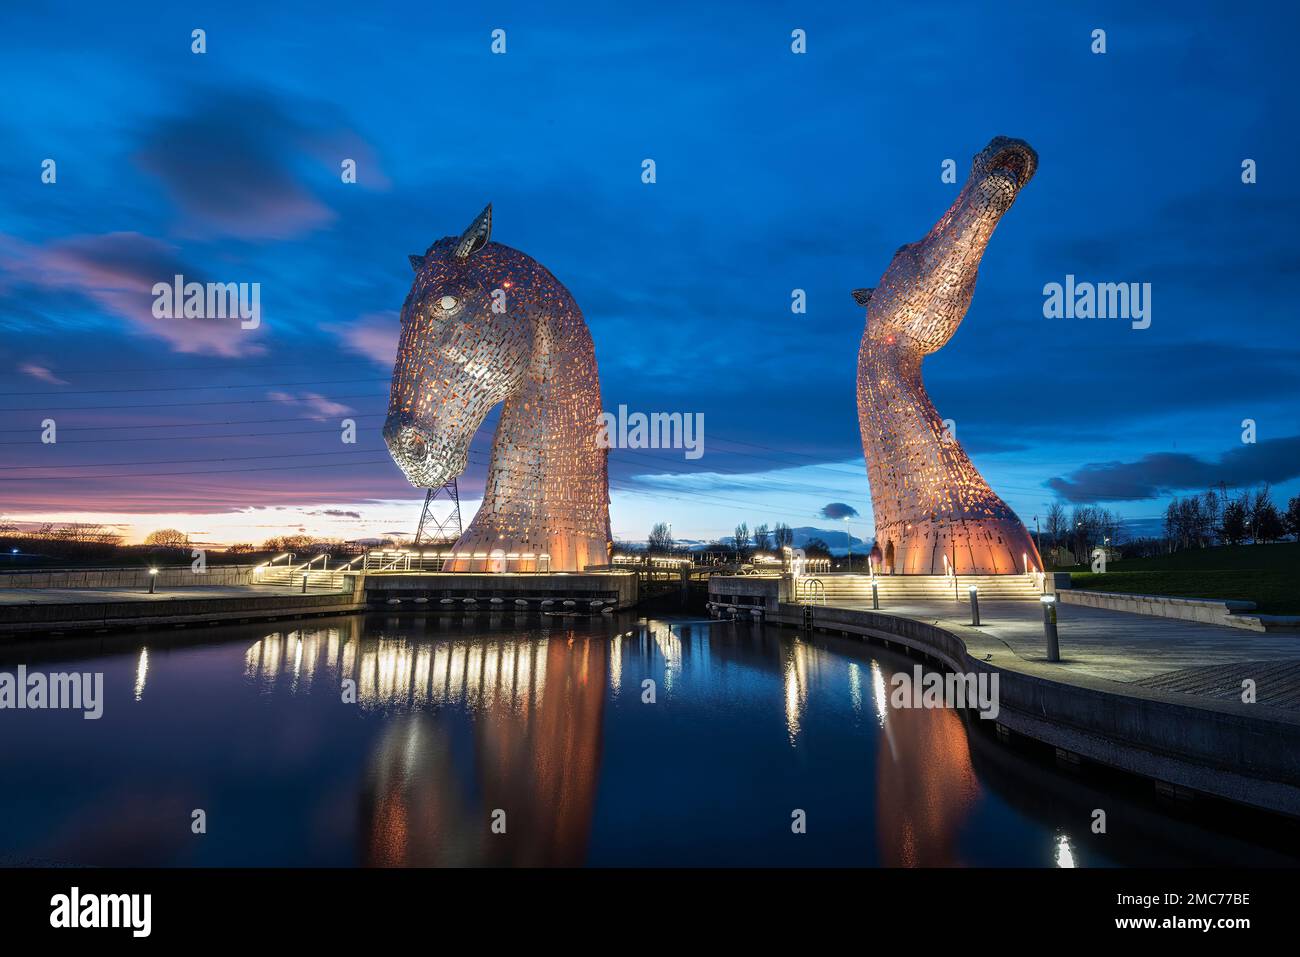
[382,417,431,464]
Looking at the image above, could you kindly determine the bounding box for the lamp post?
[1040,595,1060,662]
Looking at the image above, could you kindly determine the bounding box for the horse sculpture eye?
[438,295,458,312]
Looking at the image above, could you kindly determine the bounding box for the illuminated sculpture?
[384,205,612,572]
[855,137,1041,575]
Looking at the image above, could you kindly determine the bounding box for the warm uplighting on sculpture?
[855,137,1042,575]
[384,205,612,572]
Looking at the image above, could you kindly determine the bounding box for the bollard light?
[871,578,880,610]
[302,574,309,593]
[148,567,158,594]
[969,585,980,626]
[1040,595,1060,662]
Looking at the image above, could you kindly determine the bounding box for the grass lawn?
[1064,543,1300,615]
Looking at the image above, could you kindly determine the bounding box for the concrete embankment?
[707,575,1300,818]
[0,570,641,637]
[361,570,638,610]
[0,564,260,590]
[0,577,367,636]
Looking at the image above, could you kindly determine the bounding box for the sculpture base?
[444,529,610,574]
[874,517,1041,576]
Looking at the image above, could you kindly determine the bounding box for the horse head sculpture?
[855,138,1042,575]
[384,205,611,572]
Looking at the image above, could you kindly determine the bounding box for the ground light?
[969,585,980,626]
[148,568,158,594]
[1040,595,1059,661]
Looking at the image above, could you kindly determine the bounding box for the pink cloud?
[19,362,68,385]
[331,311,399,365]
[268,390,355,421]
[0,231,267,358]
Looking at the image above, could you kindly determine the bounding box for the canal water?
[0,613,1294,867]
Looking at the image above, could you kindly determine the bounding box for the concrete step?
[258,569,347,589]
[796,574,1043,602]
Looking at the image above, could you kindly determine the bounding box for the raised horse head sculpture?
[855,137,1042,575]
[384,205,612,572]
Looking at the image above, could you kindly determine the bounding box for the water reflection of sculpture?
[245,626,605,865]
[383,205,611,573]
[360,634,606,866]
[870,660,980,866]
[855,138,1043,575]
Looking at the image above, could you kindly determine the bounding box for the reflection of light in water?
[870,660,898,760]
[1055,833,1075,868]
[652,623,682,693]
[784,666,802,743]
[848,662,862,715]
[290,631,304,692]
[133,647,149,701]
[242,628,550,714]
[870,661,889,728]
[609,633,622,695]
[783,640,817,745]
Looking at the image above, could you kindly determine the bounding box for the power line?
[4,358,385,376]
[0,392,385,413]
[0,377,389,397]
[0,459,397,482]
[0,412,387,435]
[0,427,364,446]
[0,447,388,472]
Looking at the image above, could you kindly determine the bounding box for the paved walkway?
[0,584,344,606]
[830,598,1300,686]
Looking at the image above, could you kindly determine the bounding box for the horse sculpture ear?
[453,203,493,260]
[852,288,874,307]
[408,254,425,273]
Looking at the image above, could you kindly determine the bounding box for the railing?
[360,549,553,573]
[797,577,827,606]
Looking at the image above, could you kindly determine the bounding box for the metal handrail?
[797,577,827,606]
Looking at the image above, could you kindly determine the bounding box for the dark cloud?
[1047,435,1300,503]
[819,502,860,520]
[133,90,384,240]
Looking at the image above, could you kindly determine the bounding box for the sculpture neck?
[475,314,610,564]
[859,338,980,521]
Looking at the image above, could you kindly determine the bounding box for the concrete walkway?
[831,597,1300,686]
[0,583,345,606]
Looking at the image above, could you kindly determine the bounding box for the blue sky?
[0,1,1297,546]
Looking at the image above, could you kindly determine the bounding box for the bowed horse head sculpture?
[384,205,611,572]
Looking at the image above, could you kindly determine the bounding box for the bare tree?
[733,523,750,561]
[1045,502,1068,549]
[752,523,770,554]
[647,522,673,556]
[144,528,189,548]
